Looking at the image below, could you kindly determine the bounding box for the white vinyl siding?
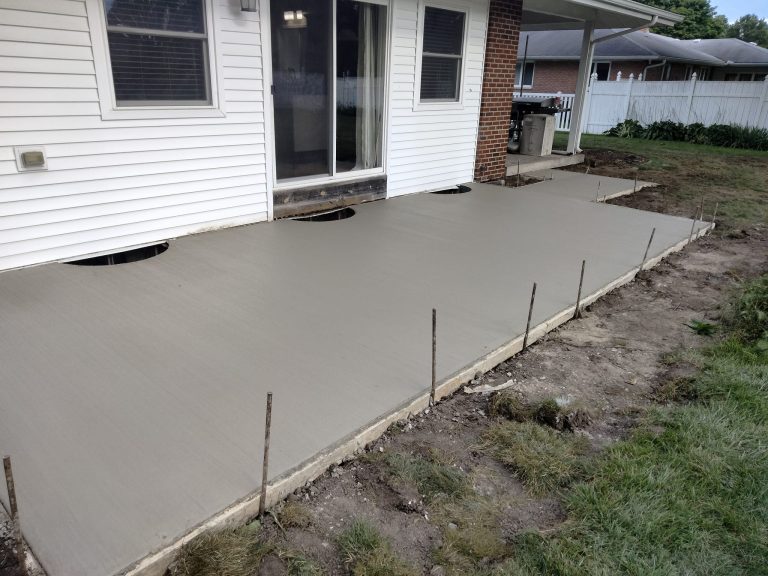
[386,0,488,197]
[0,0,269,272]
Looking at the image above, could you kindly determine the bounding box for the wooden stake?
[3,456,27,576]
[431,308,437,406]
[633,172,638,193]
[259,393,273,517]
[523,282,537,349]
[640,227,656,272]
[711,202,719,224]
[574,260,586,319]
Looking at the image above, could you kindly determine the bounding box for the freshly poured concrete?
[506,152,584,175]
[0,180,710,576]
[527,168,657,201]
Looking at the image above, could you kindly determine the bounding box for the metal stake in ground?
[595,180,601,202]
[3,456,27,576]
[523,282,537,350]
[633,171,638,193]
[259,392,273,518]
[639,227,656,272]
[712,202,719,225]
[431,308,437,406]
[688,204,701,244]
[574,260,586,319]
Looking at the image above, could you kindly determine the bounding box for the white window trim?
[591,61,612,82]
[413,0,470,111]
[514,61,535,88]
[86,0,224,120]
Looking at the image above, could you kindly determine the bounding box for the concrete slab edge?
[0,501,45,575]
[596,181,658,203]
[119,222,714,576]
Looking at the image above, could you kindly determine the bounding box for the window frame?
[591,61,611,82]
[87,0,223,120]
[414,1,469,110]
[514,61,535,88]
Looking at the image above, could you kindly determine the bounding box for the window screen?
[420,7,465,101]
[514,62,534,87]
[104,0,210,106]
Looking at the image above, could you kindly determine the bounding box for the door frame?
[260,0,393,211]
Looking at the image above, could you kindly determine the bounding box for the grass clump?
[480,422,590,494]
[279,501,313,529]
[279,550,323,576]
[337,518,418,576]
[725,275,768,346]
[170,523,271,576]
[373,450,468,502]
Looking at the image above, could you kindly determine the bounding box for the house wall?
[386,0,490,196]
[0,0,270,272]
[710,67,768,81]
[519,60,655,94]
[0,0,492,271]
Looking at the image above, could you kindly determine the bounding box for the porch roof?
[523,0,683,31]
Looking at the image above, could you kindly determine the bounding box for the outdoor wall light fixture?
[240,0,257,12]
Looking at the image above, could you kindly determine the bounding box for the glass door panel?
[335,0,387,173]
[270,0,331,180]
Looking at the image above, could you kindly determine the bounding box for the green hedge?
[604,120,768,151]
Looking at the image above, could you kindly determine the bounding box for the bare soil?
[252,184,768,573]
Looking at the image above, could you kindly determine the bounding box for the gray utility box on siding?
[520,114,555,156]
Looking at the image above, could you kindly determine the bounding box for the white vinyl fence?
[516,92,575,131]
[583,74,768,134]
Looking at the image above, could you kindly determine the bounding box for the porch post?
[474,0,523,182]
[566,21,595,154]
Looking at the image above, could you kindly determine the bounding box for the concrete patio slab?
[506,152,585,176]
[526,169,657,202]
[0,181,711,576]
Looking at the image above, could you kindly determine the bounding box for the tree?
[639,0,728,39]
[727,14,768,48]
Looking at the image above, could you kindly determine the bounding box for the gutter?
[643,58,666,79]
[591,16,659,45]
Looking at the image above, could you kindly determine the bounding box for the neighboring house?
[682,38,768,81]
[516,29,768,93]
[0,0,681,273]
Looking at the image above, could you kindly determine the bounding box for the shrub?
[603,120,768,151]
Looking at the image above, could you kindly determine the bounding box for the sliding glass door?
[270,0,387,182]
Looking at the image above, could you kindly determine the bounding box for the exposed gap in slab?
[431,185,471,195]
[68,243,169,266]
[292,207,356,222]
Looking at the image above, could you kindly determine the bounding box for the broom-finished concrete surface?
[0,180,711,576]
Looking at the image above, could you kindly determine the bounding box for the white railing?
[583,73,768,134]
[516,92,576,131]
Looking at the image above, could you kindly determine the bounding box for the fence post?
[623,74,634,121]
[684,73,697,124]
[616,70,622,81]
[581,73,598,136]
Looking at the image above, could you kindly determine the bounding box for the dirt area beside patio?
[170,142,767,575]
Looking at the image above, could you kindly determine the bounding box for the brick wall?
[474,0,523,182]
[519,60,655,94]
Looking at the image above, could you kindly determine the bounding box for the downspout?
[567,15,659,153]
[643,58,667,80]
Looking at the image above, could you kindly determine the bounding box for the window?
[420,6,465,102]
[514,62,534,87]
[102,0,210,106]
[591,62,611,81]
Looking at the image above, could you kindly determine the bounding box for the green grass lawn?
[553,133,768,231]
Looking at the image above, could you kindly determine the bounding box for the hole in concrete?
[293,207,356,222]
[68,243,169,266]
[431,185,471,195]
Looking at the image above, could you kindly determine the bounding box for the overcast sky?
[714,0,767,22]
